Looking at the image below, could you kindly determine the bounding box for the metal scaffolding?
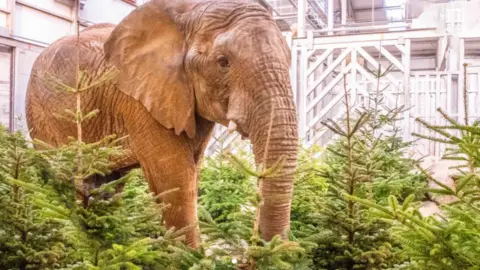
[264,0,416,36]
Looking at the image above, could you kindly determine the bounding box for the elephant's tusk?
[227,121,237,134]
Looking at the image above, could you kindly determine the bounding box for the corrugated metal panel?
[14,4,72,44]
[19,0,72,19]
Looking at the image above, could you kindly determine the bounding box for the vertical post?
[71,0,79,35]
[445,72,451,156]
[341,0,347,25]
[402,38,411,141]
[7,0,16,132]
[458,38,465,123]
[297,0,307,38]
[448,37,460,72]
[9,46,15,133]
[328,0,334,35]
[291,43,298,106]
[298,45,308,143]
[8,0,16,35]
[340,0,347,73]
[446,72,452,120]
[285,32,293,49]
[435,73,441,156]
[307,58,314,142]
[404,0,408,21]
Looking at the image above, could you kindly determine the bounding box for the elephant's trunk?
[248,68,298,241]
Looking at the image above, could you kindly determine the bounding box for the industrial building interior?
[0,0,477,157]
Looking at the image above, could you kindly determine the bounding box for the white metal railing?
[293,29,419,145]
[409,69,480,157]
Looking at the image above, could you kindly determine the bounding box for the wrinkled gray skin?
[26,0,298,248]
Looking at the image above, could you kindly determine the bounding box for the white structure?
[0,0,478,158]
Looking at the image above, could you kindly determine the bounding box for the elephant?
[25,0,298,248]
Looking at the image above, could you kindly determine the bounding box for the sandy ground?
[417,156,461,217]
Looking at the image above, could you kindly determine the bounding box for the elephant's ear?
[104,0,196,138]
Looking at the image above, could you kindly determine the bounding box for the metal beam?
[348,0,356,21]
[9,46,15,132]
[297,0,307,38]
[327,0,334,34]
[402,38,411,141]
[307,0,327,27]
[313,23,411,34]
[354,5,403,13]
[288,0,322,30]
[436,36,448,71]
[0,34,46,49]
[295,29,444,47]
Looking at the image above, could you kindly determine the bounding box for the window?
[384,0,406,22]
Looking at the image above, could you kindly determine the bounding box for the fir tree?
[290,144,327,230]
[303,72,426,269]
[199,153,256,223]
[198,152,255,266]
[0,126,69,270]
[350,64,480,269]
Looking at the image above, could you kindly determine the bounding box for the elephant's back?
[26,24,116,146]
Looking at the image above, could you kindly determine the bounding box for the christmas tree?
[0,126,69,270]
[302,73,426,269]
[350,64,480,269]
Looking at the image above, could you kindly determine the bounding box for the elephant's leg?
[192,116,215,171]
[80,170,127,205]
[89,165,138,193]
[124,110,199,247]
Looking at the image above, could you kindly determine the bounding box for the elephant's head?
[104,0,298,240]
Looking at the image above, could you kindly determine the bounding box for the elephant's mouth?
[227,120,249,139]
[234,126,249,140]
[238,130,249,140]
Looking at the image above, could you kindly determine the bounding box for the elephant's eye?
[217,55,230,70]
